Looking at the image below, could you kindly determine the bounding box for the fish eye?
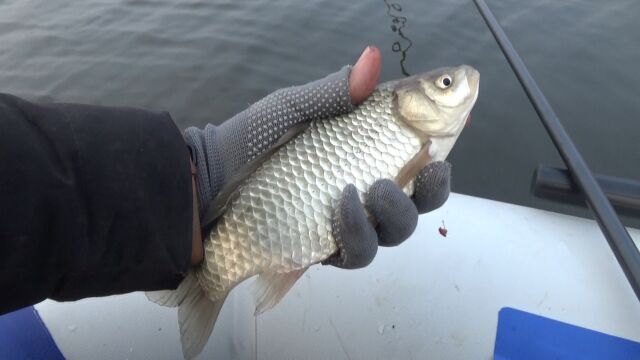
[436,75,452,89]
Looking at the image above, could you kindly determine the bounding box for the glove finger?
[366,179,419,247]
[272,65,354,123]
[323,184,378,269]
[413,161,451,214]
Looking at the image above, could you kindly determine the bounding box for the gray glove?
[184,65,451,270]
[322,162,450,269]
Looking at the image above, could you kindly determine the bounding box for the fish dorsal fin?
[253,268,308,315]
[201,122,310,230]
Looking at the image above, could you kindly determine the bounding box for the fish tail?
[146,271,227,359]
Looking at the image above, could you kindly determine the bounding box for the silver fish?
[147,65,480,359]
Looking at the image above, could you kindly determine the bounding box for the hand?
[185,46,451,267]
[323,162,451,269]
[185,46,381,210]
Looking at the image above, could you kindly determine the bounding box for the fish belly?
[196,89,422,301]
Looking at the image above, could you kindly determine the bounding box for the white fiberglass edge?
[36,193,640,359]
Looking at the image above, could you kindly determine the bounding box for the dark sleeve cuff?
[0,93,193,314]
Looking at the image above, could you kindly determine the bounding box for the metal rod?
[473,0,640,302]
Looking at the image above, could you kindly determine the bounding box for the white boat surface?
[33,192,640,359]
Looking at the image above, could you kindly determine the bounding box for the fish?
[147,65,480,359]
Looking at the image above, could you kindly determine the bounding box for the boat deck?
[33,193,640,359]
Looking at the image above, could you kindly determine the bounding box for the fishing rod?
[472,0,640,303]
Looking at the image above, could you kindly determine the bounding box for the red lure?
[438,220,448,237]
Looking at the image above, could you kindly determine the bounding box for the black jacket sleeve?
[0,93,193,315]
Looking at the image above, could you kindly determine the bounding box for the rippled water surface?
[1,0,638,226]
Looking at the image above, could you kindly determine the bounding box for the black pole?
[473,0,640,302]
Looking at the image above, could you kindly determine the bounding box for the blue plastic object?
[494,307,640,360]
[0,306,65,360]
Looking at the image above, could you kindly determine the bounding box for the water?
[1,0,638,227]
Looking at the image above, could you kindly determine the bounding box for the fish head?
[390,65,480,161]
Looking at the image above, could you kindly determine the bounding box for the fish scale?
[196,86,422,300]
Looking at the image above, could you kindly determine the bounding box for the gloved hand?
[184,46,451,269]
[322,162,450,269]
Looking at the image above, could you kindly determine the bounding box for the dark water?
[1,0,638,227]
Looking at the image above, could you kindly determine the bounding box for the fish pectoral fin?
[394,140,432,189]
[253,268,308,316]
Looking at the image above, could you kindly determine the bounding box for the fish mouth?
[463,65,480,95]
[462,65,480,128]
